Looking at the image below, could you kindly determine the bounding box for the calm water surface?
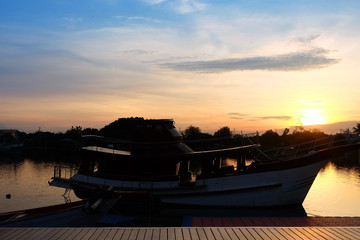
[0,155,359,216]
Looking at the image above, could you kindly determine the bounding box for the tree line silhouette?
[6,117,360,157]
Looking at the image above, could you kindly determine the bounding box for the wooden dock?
[1,227,360,239]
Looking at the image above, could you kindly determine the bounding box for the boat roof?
[81,143,260,158]
[184,144,260,158]
[82,146,131,156]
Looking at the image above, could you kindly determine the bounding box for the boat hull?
[71,159,328,207]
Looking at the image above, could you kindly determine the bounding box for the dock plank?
[128,228,139,240]
[210,228,224,240]
[4,228,32,240]
[247,227,266,239]
[344,227,360,236]
[143,229,153,240]
[290,227,318,240]
[266,227,287,240]
[188,227,199,240]
[152,228,160,240]
[81,228,99,240]
[296,227,325,240]
[56,228,80,240]
[261,227,280,240]
[121,228,133,240]
[35,228,59,240]
[181,228,191,240]
[21,228,47,240]
[160,228,168,240]
[309,227,335,240]
[232,228,254,240]
[167,228,175,240]
[316,228,345,240]
[1,227,360,240]
[332,227,360,239]
[254,227,274,240]
[74,228,92,240]
[41,228,63,240]
[225,228,240,240]
[112,228,125,239]
[136,228,146,240]
[95,228,112,240]
[277,227,301,240]
[88,228,106,240]
[203,227,215,240]
[174,227,183,240]
[217,227,231,240]
[323,227,354,240]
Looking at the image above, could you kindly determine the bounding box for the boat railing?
[258,134,360,162]
[183,132,259,151]
[53,165,78,181]
[81,133,260,154]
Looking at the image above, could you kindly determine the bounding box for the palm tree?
[353,123,360,134]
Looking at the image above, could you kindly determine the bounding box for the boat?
[50,118,360,207]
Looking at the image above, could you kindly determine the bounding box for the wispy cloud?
[143,0,206,13]
[173,0,207,14]
[120,49,157,55]
[229,113,248,120]
[143,0,167,5]
[259,116,292,121]
[161,48,339,73]
[114,16,162,23]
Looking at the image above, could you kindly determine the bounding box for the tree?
[214,126,232,138]
[260,130,280,148]
[353,123,360,134]
[82,128,99,135]
[65,126,82,140]
[282,128,290,136]
[182,125,202,140]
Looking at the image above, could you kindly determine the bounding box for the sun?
[300,108,326,126]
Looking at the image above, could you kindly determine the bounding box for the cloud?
[143,0,206,13]
[228,113,248,120]
[173,0,207,14]
[126,16,162,23]
[161,48,339,73]
[120,49,157,55]
[259,116,292,121]
[143,0,167,4]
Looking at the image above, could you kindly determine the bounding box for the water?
[0,157,81,213]
[0,155,360,217]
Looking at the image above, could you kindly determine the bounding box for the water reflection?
[0,156,80,213]
[303,155,360,217]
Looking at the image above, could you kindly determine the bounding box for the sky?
[1,0,360,134]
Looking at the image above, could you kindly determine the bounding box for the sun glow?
[300,108,326,126]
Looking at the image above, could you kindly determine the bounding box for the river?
[0,155,359,216]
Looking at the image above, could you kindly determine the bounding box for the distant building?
[0,129,21,145]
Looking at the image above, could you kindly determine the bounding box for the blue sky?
[1,0,360,133]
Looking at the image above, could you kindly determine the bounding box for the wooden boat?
[50,119,360,207]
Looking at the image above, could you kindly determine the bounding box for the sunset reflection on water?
[303,160,360,217]
[0,158,80,213]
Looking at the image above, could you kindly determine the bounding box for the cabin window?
[90,161,99,173]
[165,123,175,129]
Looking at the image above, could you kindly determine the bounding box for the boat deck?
[1,227,360,240]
